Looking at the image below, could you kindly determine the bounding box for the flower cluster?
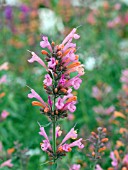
[27,28,85,163]
[39,125,84,160]
[87,127,108,162]
[28,28,84,121]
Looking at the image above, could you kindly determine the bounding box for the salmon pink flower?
[43,74,52,86]
[40,36,52,52]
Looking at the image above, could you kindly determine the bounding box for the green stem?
[52,95,56,163]
[53,119,56,156]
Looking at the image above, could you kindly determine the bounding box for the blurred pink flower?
[92,86,102,100]
[110,152,118,167]
[0,62,9,71]
[68,113,75,120]
[114,3,121,10]
[93,105,115,115]
[120,69,128,84]
[43,74,52,86]
[87,12,96,25]
[123,154,128,167]
[40,36,52,52]
[69,164,81,170]
[1,110,9,119]
[0,159,13,168]
[95,164,103,170]
[0,75,7,84]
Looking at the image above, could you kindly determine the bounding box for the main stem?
[53,96,56,163]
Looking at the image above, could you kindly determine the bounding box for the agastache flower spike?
[27,28,85,164]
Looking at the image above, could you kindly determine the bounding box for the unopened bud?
[54,88,58,93]
[41,50,48,55]
[57,51,62,56]
[91,132,97,138]
[56,60,59,65]
[102,128,107,133]
[92,151,95,156]
[55,110,58,115]
[98,146,106,152]
[43,85,47,89]
[60,88,67,94]
[44,107,49,113]
[51,41,55,47]
[101,138,108,143]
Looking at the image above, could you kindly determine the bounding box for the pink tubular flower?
[68,138,84,149]
[110,152,118,167]
[55,97,64,110]
[62,28,80,45]
[28,51,47,70]
[48,57,56,69]
[1,110,9,119]
[28,88,47,107]
[67,101,76,112]
[60,127,78,145]
[56,126,62,138]
[43,74,52,86]
[40,35,52,52]
[0,159,13,168]
[40,140,51,151]
[64,76,82,90]
[39,127,49,141]
[69,164,81,170]
[48,96,52,108]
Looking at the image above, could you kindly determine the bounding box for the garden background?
[0,0,128,169]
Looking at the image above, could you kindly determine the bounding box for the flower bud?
[92,151,95,156]
[57,51,62,56]
[60,88,67,94]
[41,50,48,55]
[51,41,55,47]
[54,88,58,93]
[102,128,107,133]
[98,146,106,152]
[44,107,49,113]
[101,138,108,143]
